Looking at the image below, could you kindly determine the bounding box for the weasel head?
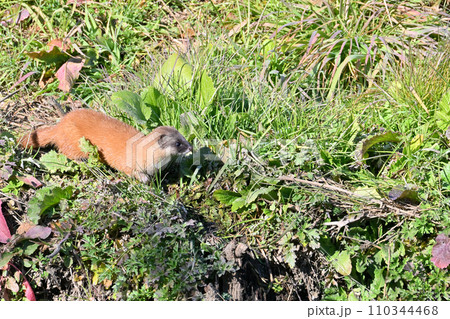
[129,126,192,183]
[155,126,193,157]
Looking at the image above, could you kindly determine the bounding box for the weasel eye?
[175,141,181,147]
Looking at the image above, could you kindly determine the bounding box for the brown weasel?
[20,109,192,182]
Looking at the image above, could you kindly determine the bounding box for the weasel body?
[20,109,192,182]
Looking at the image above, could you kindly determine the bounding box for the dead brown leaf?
[16,220,35,235]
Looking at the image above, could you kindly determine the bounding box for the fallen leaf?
[0,5,30,26]
[388,184,420,204]
[16,175,43,188]
[26,45,69,65]
[24,278,36,301]
[103,279,113,289]
[48,38,72,52]
[6,277,19,293]
[55,57,84,92]
[431,234,450,269]
[228,19,249,37]
[16,220,35,235]
[0,201,12,244]
[14,8,30,24]
[24,225,52,240]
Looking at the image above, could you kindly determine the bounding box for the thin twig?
[0,90,20,104]
[278,175,419,218]
[47,232,71,259]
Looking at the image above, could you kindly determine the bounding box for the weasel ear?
[157,134,168,148]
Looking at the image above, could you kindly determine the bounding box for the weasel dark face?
[156,127,193,156]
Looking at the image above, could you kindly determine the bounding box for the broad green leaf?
[355,258,367,273]
[284,247,297,269]
[440,90,450,110]
[198,70,215,108]
[158,53,193,94]
[353,186,382,200]
[23,242,39,255]
[213,190,242,205]
[141,86,163,124]
[262,38,276,59]
[409,134,423,153]
[354,131,402,164]
[440,163,450,188]
[179,111,204,140]
[40,150,73,173]
[369,268,385,296]
[27,186,73,224]
[25,45,69,65]
[388,184,420,204]
[111,90,146,124]
[246,186,276,204]
[435,90,450,130]
[347,290,360,301]
[141,86,163,107]
[0,252,14,268]
[331,250,352,276]
[374,245,389,264]
[79,137,100,162]
[1,180,24,196]
[231,197,247,212]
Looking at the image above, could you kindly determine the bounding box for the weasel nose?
[188,144,193,153]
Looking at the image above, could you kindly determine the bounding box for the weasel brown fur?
[20,109,192,182]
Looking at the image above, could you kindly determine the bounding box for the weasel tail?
[20,109,192,182]
[21,126,59,149]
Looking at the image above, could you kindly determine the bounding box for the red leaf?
[7,263,36,301]
[24,225,52,240]
[14,8,30,24]
[0,5,30,26]
[16,175,43,188]
[0,201,12,244]
[48,38,72,52]
[55,57,84,92]
[430,234,450,269]
[10,71,38,90]
[23,278,37,301]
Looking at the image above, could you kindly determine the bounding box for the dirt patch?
[203,239,325,300]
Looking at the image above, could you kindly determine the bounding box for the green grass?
[0,0,449,300]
